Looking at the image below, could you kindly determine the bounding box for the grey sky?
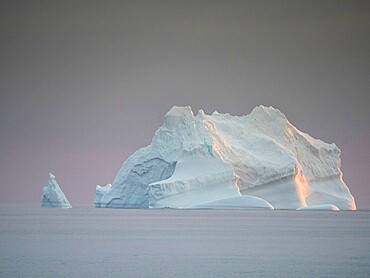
[1,0,369,207]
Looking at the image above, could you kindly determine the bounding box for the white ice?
[148,156,240,208]
[41,173,72,208]
[190,195,274,210]
[297,204,340,211]
[95,183,111,205]
[96,105,356,210]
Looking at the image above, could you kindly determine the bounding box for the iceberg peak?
[164,106,194,129]
[41,173,72,208]
[250,105,288,124]
[48,172,56,182]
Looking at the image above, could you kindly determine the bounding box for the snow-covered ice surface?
[190,195,274,210]
[41,173,72,208]
[0,205,369,278]
[96,106,356,210]
[148,156,240,208]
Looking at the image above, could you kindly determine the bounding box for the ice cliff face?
[41,173,72,208]
[96,105,356,210]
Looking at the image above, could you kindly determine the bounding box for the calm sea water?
[0,205,369,277]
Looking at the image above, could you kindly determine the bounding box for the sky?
[1,0,369,208]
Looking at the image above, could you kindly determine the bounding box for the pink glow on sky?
[0,1,369,208]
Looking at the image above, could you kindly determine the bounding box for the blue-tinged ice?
[96,105,356,210]
[41,173,72,208]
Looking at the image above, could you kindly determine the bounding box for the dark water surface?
[0,205,369,277]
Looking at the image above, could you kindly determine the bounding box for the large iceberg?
[41,173,72,208]
[95,105,356,210]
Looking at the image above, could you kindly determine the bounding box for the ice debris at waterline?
[95,105,356,210]
[41,173,72,208]
[95,183,112,205]
[296,204,340,211]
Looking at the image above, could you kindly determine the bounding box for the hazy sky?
[1,0,369,208]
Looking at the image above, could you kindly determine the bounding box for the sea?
[0,205,369,277]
